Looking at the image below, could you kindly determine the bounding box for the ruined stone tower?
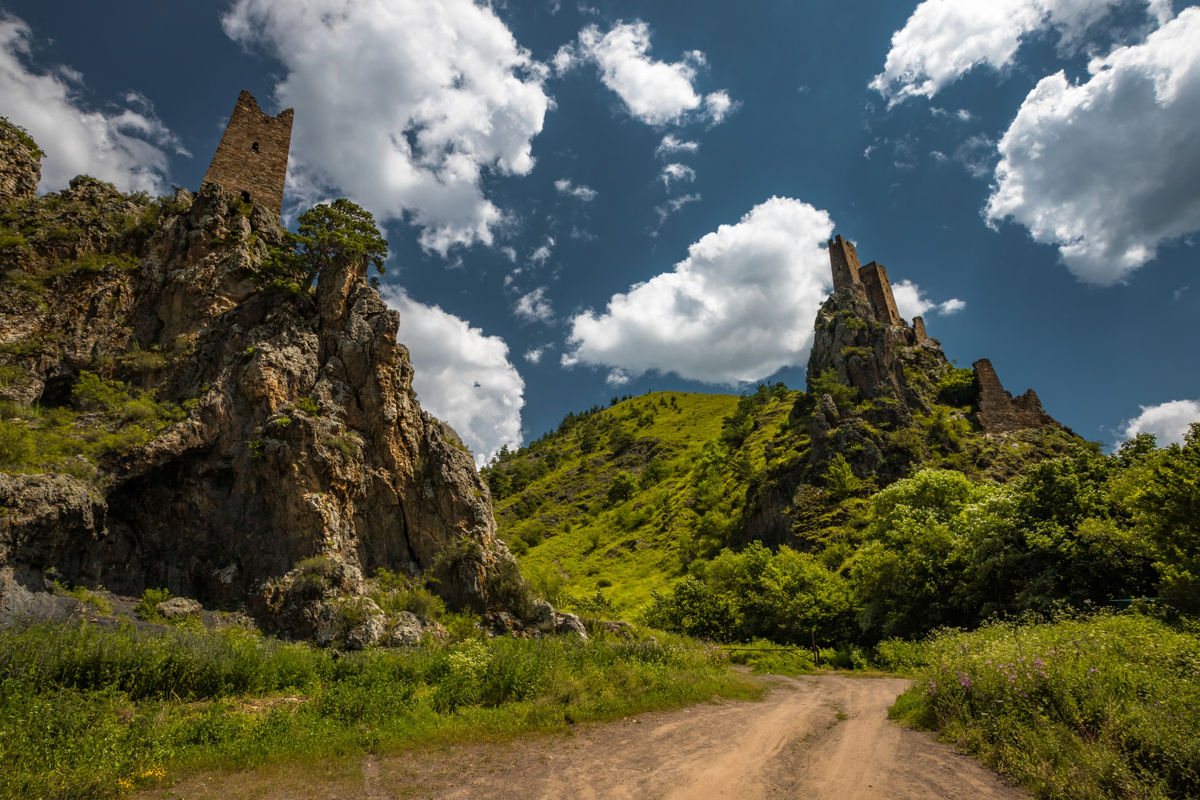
[203,90,293,219]
[829,234,862,291]
[972,359,1059,434]
[820,235,1064,436]
[827,235,903,325]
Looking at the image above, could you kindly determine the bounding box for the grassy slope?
[487,391,798,616]
[888,613,1200,800]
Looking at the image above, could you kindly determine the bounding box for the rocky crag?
[0,117,561,645]
[740,235,1075,548]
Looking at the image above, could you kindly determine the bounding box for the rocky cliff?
[739,242,1075,550]
[0,119,525,642]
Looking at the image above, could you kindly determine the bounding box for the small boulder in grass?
[157,597,203,619]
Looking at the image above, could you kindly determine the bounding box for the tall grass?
[0,621,754,799]
[890,612,1200,800]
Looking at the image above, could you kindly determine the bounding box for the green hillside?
[482,387,798,614]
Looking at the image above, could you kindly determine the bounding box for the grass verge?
[889,611,1200,800]
[0,620,756,799]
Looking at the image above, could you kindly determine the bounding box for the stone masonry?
[912,315,928,344]
[829,234,862,292]
[825,236,1061,435]
[972,358,1058,433]
[827,235,903,325]
[202,90,292,219]
[859,261,902,325]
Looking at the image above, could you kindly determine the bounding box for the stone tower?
[828,234,862,292]
[860,261,902,325]
[827,235,903,325]
[203,90,293,219]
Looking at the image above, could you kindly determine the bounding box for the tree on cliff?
[262,198,388,290]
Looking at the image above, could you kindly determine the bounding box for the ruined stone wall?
[973,358,1057,433]
[202,91,292,220]
[912,316,928,344]
[860,261,902,325]
[828,234,862,292]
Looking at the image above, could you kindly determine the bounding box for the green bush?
[134,588,171,621]
[936,367,978,406]
[606,471,637,505]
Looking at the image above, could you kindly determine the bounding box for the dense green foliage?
[890,613,1200,800]
[645,543,855,645]
[0,620,751,799]
[647,428,1197,645]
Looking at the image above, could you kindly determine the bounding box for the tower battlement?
[203,90,293,220]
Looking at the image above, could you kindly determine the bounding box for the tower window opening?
[251,142,259,152]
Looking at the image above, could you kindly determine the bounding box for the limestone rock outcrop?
[0,125,522,639]
[738,235,1072,550]
[0,119,40,202]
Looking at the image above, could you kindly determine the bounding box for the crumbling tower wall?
[203,90,293,219]
[973,358,1058,433]
[828,234,862,292]
[912,316,928,344]
[860,261,902,325]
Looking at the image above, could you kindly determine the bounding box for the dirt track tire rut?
[141,674,1030,799]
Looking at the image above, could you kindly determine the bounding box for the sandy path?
[144,674,1028,800]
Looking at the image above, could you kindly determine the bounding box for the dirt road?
[147,674,1029,799]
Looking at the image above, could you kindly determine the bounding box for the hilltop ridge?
[486,235,1083,615]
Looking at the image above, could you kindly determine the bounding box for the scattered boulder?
[156,597,202,619]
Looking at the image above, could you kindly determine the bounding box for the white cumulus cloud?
[660,162,696,189]
[382,288,524,467]
[222,0,552,256]
[569,20,732,126]
[0,14,183,194]
[529,236,555,267]
[515,286,555,323]
[655,134,699,157]
[1120,399,1200,446]
[871,0,1173,104]
[554,178,597,201]
[381,287,518,465]
[985,9,1200,284]
[892,279,966,320]
[563,197,835,385]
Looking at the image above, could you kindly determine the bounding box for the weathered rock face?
[804,283,953,477]
[0,128,519,636]
[0,119,40,202]
[738,243,1074,552]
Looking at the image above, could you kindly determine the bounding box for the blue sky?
[2,0,1198,464]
